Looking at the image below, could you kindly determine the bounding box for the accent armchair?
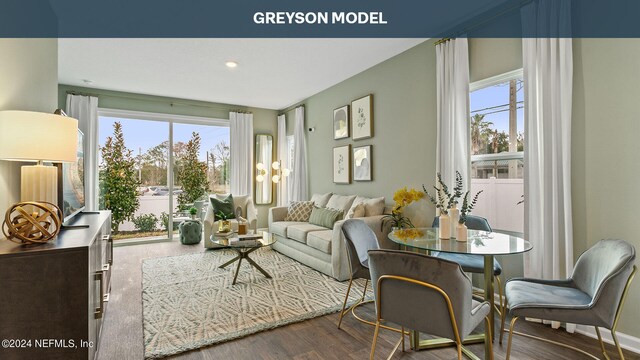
[368,249,493,360]
[203,194,257,248]
[502,239,637,360]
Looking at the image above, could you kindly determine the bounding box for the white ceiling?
[58,38,427,110]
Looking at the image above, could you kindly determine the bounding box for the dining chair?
[502,239,637,360]
[337,219,379,329]
[432,215,505,318]
[368,249,493,360]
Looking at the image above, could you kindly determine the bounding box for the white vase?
[449,204,459,238]
[439,214,451,239]
[456,223,468,242]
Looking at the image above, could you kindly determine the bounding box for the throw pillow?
[345,203,366,219]
[310,192,333,208]
[350,196,386,217]
[284,201,315,222]
[309,206,344,229]
[325,194,357,214]
[210,194,236,221]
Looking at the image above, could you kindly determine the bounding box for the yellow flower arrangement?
[394,228,425,241]
[382,187,425,230]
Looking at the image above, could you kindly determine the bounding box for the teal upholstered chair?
[503,239,637,360]
[368,249,492,360]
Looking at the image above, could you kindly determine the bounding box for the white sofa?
[268,193,393,281]
[203,194,257,248]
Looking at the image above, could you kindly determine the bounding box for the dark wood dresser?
[0,211,112,360]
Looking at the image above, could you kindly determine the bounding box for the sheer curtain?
[435,38,471,191]
[229,112,254,196]
[522,0,574,331]
[290,106,308,202]
[276,114,289,206]
[66,94,99,211]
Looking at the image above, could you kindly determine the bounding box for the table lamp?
[0,111,78,244]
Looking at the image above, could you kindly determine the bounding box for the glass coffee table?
[209,231,276,285]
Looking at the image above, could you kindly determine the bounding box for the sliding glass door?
[98,110,229,243]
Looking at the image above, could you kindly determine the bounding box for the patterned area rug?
[142,248,369,359]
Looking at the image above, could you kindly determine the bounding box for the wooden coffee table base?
[219,246,272,285]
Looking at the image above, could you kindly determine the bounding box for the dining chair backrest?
[570,239,635,327]
[431,215,492,232]
[368,249,474,340]
[342,219,379,277]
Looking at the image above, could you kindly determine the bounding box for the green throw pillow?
[308,206,343,229]
[210,194,236,221]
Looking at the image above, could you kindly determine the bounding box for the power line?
[471,101,524,114]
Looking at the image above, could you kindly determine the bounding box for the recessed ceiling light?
[225,61,238,68]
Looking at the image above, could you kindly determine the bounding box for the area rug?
[141,248,370,359]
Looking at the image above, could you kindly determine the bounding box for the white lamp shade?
[271,161,280,170]
[256,174,264,182]
[272,175,280,183]
[0,111,78,162]
[256,162,265,171]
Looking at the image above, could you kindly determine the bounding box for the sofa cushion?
[310,192,333,208]
[326,194,357,214]
[309,206,343,229]
[287,224,327,244]
[307,230,333,254]
[349,196,386,217]
[345,203,365,219]
[284,201,315,222]
[270,221,305,238]
[210,194,236,220]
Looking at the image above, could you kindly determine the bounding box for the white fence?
[119,195,179,232]
[470,178,523,233]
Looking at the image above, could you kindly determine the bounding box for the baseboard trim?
[575,325,640,355]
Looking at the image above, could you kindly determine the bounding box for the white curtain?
[276,114,289,206]
[229,112,254,196]
[290,106,308,202]
[522,0,574,331]
[435,38,471,193]
[66,94,99,211]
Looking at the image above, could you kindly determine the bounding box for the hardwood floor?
[97,241,640,360]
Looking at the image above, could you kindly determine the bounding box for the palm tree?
[470,114,493,155]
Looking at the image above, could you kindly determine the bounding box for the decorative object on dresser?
[0,211,112,360]
[350,94,373,140]
[333,145,351,184]
[333,105,350,140]
[2,201,63,244]
[353,145,372,181]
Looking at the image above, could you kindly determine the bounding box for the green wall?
[58,85,278,228]
[0,39,59,230]
[572,38,640,337]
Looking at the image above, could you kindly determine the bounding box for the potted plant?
[216,210,232,233]
[189,207,198,220]
[457,190,483,242]
[424,172,463,239]
[382,187,423,231]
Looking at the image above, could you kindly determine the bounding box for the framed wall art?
[333,145,351,184]
[351,94,373,140]
[333,105,349,140]
[353,145,372,181]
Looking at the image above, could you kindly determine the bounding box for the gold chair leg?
[485,316,494,360]
[505,316,519,360]
[496,275,504,317]
[499,296,508,345]
[401,326,405,352]
[337,278,354,329]
[370,321,380,360]
[595,327,611,360]
[612,330,625,360]
[361,279,369,301]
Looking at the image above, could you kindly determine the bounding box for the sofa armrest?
[268,206,289,230]
[203,204,215,243]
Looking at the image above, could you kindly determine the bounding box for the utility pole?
[508,79,517,178]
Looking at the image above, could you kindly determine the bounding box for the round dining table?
[388,227,532,359]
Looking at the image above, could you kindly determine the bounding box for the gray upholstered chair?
[368,249,493,360]
[503,239,637,360]
[337,219,380,329]
[432,215,505,315]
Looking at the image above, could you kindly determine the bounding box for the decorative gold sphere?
[2,201,63,245]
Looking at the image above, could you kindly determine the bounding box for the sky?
[470,80,524,134]
[99,116,230,162]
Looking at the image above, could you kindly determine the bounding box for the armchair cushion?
[210,194,236,220]
[507,279,592,310]
[307,230,332,254]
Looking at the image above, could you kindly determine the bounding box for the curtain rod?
[278,104,305,115]
[434,38,452,46]
[65,90,250,111]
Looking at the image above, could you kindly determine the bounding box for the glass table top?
[209,230,275,249]
[388,228,532,256]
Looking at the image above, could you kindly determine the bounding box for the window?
[469,70,524,233]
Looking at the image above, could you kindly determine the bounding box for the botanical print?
[333,145,350,183]
[351,95,373,140]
